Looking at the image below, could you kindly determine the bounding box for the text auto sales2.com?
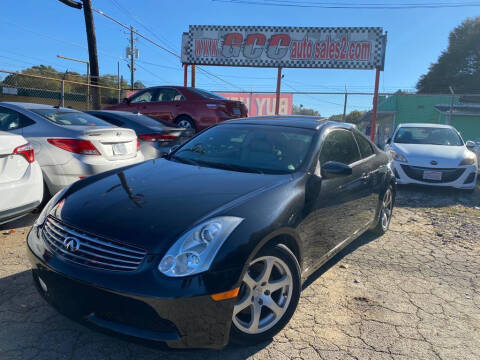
[195,34,371,61]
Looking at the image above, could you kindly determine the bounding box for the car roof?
[0,102,76,111]
[397,123,454,129]
[88,110,138,116]
[223,115,352,131]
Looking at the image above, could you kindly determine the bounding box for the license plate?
[112,143,127,155]
[233,107,241,115]
[423,171,442,181]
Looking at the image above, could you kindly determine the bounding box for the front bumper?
[391,161,478,189]
[27,225,239,349]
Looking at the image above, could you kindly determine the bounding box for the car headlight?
[389,150,408,163]
[34,187,69,227]
[459,152,477,166]
[158,216,243,277]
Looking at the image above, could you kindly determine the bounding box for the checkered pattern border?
[181,25,386,69]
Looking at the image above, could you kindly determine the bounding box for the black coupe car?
[27,116,395,349]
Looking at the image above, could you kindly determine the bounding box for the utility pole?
[342,85,348,122]
[57,0,101,109]
[130,26,135,90]
[448,86,455,125]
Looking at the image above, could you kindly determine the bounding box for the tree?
[417,17,480,94]
[328,110,365,124]
[133,81,146,89]
[292,104,320,116]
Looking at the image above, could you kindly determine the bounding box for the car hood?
[53,159,290,254]
[392,143,467,167]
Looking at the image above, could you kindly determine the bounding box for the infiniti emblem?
[63,237,81,252]
[430,160,438,165]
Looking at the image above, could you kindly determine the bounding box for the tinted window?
[0,107,35,131]
[173,124,315,174]
[31,109,110,126]
[188,88,226,100]
[157,88,184,102]
[130,89,157,103]
[93,114,124,127]
[320,129,361,165]
[123,114,177,128]
[394,127,463,146]
[354,131,374,158]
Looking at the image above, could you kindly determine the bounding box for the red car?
[105,86,247,132]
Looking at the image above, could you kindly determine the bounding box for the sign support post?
[370,67,381,142]
[275,67,282,115]
[184,64,188,87]
[191,64,196,88]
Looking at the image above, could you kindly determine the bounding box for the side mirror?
[466,140,475,149]
[122,97,131,104]
[385,137,391,145]
[321,161,352,178]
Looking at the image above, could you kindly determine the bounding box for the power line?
[212,0,480,9]
[92,7,245,91]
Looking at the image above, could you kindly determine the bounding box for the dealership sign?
[217,92,293,116]
[182,26,387,69]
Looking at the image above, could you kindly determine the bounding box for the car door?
[136,87,183,122]
[128,88,160,114]
[300,128,370,272]
[352,130,379,226]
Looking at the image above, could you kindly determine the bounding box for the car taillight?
[138,134,178,142]
[47,138,100,155]
[13,143,35,163]
[136,138,140,151]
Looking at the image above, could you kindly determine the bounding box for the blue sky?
[0,0,477,116]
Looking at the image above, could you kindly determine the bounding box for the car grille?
[42,216,147,271]
[400,165,465,183]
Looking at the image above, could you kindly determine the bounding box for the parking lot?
[0,184,478,360]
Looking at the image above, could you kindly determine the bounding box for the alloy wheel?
[178,119,193,128]
[233,255,293,334]
[381,188,393,230]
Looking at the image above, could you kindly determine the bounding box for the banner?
[217,92,293,116]
[182,26,386,69]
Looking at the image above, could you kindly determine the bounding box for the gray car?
[0,102,144,198]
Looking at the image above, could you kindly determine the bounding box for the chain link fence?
[0,70,133,110]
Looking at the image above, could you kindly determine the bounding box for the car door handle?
[361,173,370,182]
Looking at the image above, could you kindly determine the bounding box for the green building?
[360,94,480,145]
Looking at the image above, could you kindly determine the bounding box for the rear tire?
[370,185,394,236]
[175,116,196,132]
[230,244,301,345]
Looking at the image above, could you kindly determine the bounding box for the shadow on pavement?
[394,182,480,209]
[0,212,37,231]
[302,230,379,290]
[0,269,271,359]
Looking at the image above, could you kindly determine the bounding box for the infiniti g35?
[27,116,396,349]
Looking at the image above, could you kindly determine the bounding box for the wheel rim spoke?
[262,295,283,317]
[259,257,274,284]
[233,294,252,316]
[249,302,262,332]
[267,275,290,293]
[243,272,257,289]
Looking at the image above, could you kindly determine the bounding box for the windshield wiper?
[198,161,265,174]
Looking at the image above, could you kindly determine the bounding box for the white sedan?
[0,102,144,198]
[0,131,43,225]
[385,123,477,191]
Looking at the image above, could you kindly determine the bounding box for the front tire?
[230,244,301,345]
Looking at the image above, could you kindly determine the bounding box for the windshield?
[394,127,463,146]
[32,109,110,127]
[172,124,315,174]
[189,88,226,100]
